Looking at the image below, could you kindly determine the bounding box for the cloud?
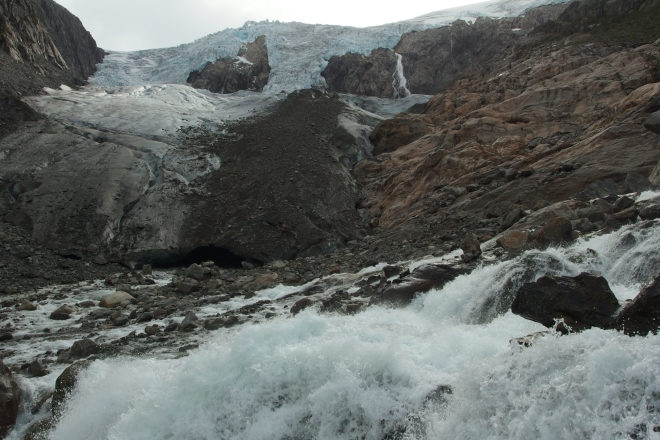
[55,0,485,51]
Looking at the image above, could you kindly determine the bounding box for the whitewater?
[17,216,657,440]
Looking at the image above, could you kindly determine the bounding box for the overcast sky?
[56,0,485,51]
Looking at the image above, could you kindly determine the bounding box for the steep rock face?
[0,91,374,265]
[187,35,270,93]
[353,4,660,240]
[322,48,397,98]
[32,0,104,80]
[321,4,567,97]
[0,0,66,68]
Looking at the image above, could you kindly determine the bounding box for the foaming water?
[46,222,660,439]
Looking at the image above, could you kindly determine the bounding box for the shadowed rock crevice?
[160,245,261,269]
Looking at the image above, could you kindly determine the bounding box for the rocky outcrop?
[0,359,20,439]
[321,3,567,97]
[511,273,620,331]
[32,0,104,80]
[322,48,397,97]
[612,274,660,336]
[369,113,434,155]
[187,36,270,93]
[353,4,660,246]
[0,0,66,68]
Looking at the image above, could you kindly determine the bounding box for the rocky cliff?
[0,0,102,100]
[32,0,104,80]
[353,0,660,258]
[322,4,567,97]
[187,35,270,93]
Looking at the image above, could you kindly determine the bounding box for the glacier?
[90,0,570,93]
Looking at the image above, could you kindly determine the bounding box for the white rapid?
[36,220,660,440]
[392,54,411,99]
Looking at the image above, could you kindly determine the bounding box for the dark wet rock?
[615,195,635,211]
[145,325,159,336]
[0,332,12,342]
[52,361,92,416]
[511,273,620,331]
[204,315,239,330]
[177,312,199,332]
[644,110,660,135]
[0,359,20,439]
[639,204,660,221]
[372,263,470,307]
[89,308,113,320]
[612,273,660,336]
[383,265,402,279]
[70,338,100,358]
[49,304,77,320]
[187,35,270,93]
[624,173,652,193]
[29,360,48,377]
[460,233,481,263]
[291,298,314,315]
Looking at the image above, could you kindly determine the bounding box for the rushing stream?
[11,220,660,440]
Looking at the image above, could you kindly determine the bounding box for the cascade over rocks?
[371,263,471,307]
[511,273,620,331]
[187,35,270,93]
[321,4,567,97]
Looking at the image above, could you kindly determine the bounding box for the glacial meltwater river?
[11,217,660,440]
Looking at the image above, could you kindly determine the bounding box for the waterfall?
[392,53,411,99]
[13,221,660,440]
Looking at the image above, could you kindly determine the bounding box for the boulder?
[0,333,12,342]
[177,312,199,332]
[18,299,37,311]
[52,361,92,417]
[639,204,660,221]
[644,110,660,135]
[511,273,620,331]
[70,339,100,358]
[290,298,314,315]
[99,291,135,308]
[611,274,660,336]
[372,264,470,307]
[460,233,482,263]
[0,359,20,438]
[185,263,205,281]
[49,304,77,320]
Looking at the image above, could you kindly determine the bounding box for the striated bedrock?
[321,4,567,97]
[0,91,378,266]
[353,12,660,239]
[32,0,104,80]
[187,35,270,93]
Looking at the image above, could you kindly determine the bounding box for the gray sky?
[56,0,485,51]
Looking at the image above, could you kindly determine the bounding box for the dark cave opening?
[160,246,263,269]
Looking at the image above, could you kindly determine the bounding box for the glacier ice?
[90,0,569,93]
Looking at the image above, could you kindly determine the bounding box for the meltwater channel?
[38,220,660,440]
